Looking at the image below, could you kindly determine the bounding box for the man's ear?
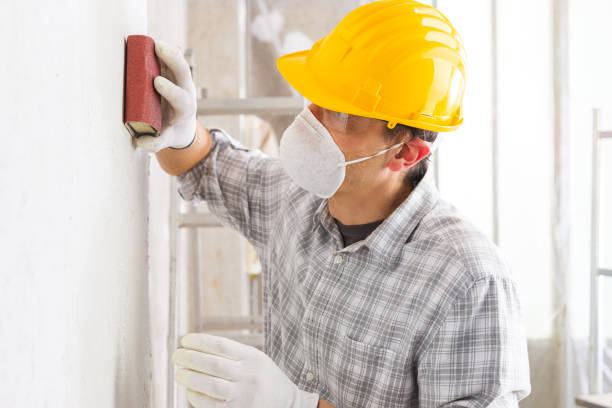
[387,137,431,172]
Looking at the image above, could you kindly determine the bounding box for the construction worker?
[137,1,531,407]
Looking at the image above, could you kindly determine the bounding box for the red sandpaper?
[123,35,162,136]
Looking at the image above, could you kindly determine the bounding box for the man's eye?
[334,111,349,119]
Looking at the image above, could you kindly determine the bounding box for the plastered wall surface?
[0,0,185,406]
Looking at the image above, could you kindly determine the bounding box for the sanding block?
[123,35,162,138]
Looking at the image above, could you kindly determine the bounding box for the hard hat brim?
[276,49,462,132]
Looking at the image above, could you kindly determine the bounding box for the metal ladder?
[168,96,304,406]
[165,0,307,405]
[176,94,303,340]
[166,47,305,408]
[575,108,612,407]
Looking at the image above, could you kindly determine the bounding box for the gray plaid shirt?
[177,128,531,408]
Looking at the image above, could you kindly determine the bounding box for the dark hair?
[380,122,438,190]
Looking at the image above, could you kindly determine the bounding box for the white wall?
[0,0,185,406]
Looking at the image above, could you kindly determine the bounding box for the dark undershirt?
[332,217,386,247]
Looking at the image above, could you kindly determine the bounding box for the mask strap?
[338,141,405,167]
[337,134,444,168]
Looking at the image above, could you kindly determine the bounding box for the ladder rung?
[197,97,303,116]
[200,315,264,331]
[600,268,612,277]
[179,212,223,228]
[599,131,612,139]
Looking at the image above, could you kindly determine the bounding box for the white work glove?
[172,332,320,408]
[135,39,197,153]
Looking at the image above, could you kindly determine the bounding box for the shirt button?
[305,371,315,381]
[333,254,343,264]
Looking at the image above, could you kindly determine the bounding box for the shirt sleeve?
[176,127,288,250]
[417,276,532,408]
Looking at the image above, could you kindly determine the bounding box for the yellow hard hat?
[276,0,467,132]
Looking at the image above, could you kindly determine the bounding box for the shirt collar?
[311,166,440,257]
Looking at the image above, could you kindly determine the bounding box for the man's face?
[309,103,410,195]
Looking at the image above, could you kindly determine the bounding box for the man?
[137,1,531,407]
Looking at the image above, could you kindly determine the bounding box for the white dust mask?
[279,105,443,198]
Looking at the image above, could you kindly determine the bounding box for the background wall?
[0,0,185,406]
